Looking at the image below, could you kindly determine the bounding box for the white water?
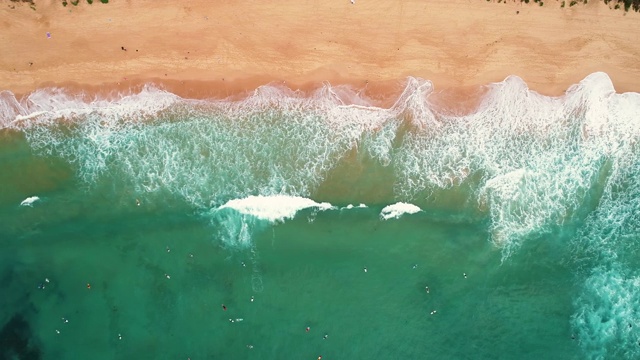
[1,73,638,255]
[19,196,40,207]
[216,195,334,223]
[380,202,422,220]
[572,266,640,359]
[2,72,640,358]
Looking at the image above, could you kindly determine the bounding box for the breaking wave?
[380,202,422,220]
[0,73,638,257]
[2,72,639,358]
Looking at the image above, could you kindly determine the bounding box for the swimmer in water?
[136,199,140,206]
[412,264,418,269]
[425,286,430,294]
[363,267,368,273]
[250,296,254,302]
[323,333,328,340]
[222,304,227,311]
[306,327,310,332]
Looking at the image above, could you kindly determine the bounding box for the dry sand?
[1,0,639,99]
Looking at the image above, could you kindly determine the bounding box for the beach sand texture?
[1,0,639,97]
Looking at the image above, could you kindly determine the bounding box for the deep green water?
[1,73,639,359]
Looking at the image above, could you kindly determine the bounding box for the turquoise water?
[1,73,639,359]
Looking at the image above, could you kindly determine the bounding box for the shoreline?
[2,76,490,121]
[2,0,640,102]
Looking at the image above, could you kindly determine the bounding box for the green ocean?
[1,73,639,359]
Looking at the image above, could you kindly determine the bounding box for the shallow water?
[1,73,639,359]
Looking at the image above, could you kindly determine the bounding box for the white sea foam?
[564,110,640,359]
[572,267,640,360]
[217,195,334,223]
[19,196,40,207]
[207,195,333,248]
[390,72,640,258]
[4,72,640,357]
[1,85,178,130]
[380,202,421,220]
[5,72,640,259]
[341,203,367,210]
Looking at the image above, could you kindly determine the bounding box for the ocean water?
[0,72,639,359]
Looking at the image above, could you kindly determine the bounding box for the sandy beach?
[1,0,639,99]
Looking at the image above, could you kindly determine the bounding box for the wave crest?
[2,72,639,259]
